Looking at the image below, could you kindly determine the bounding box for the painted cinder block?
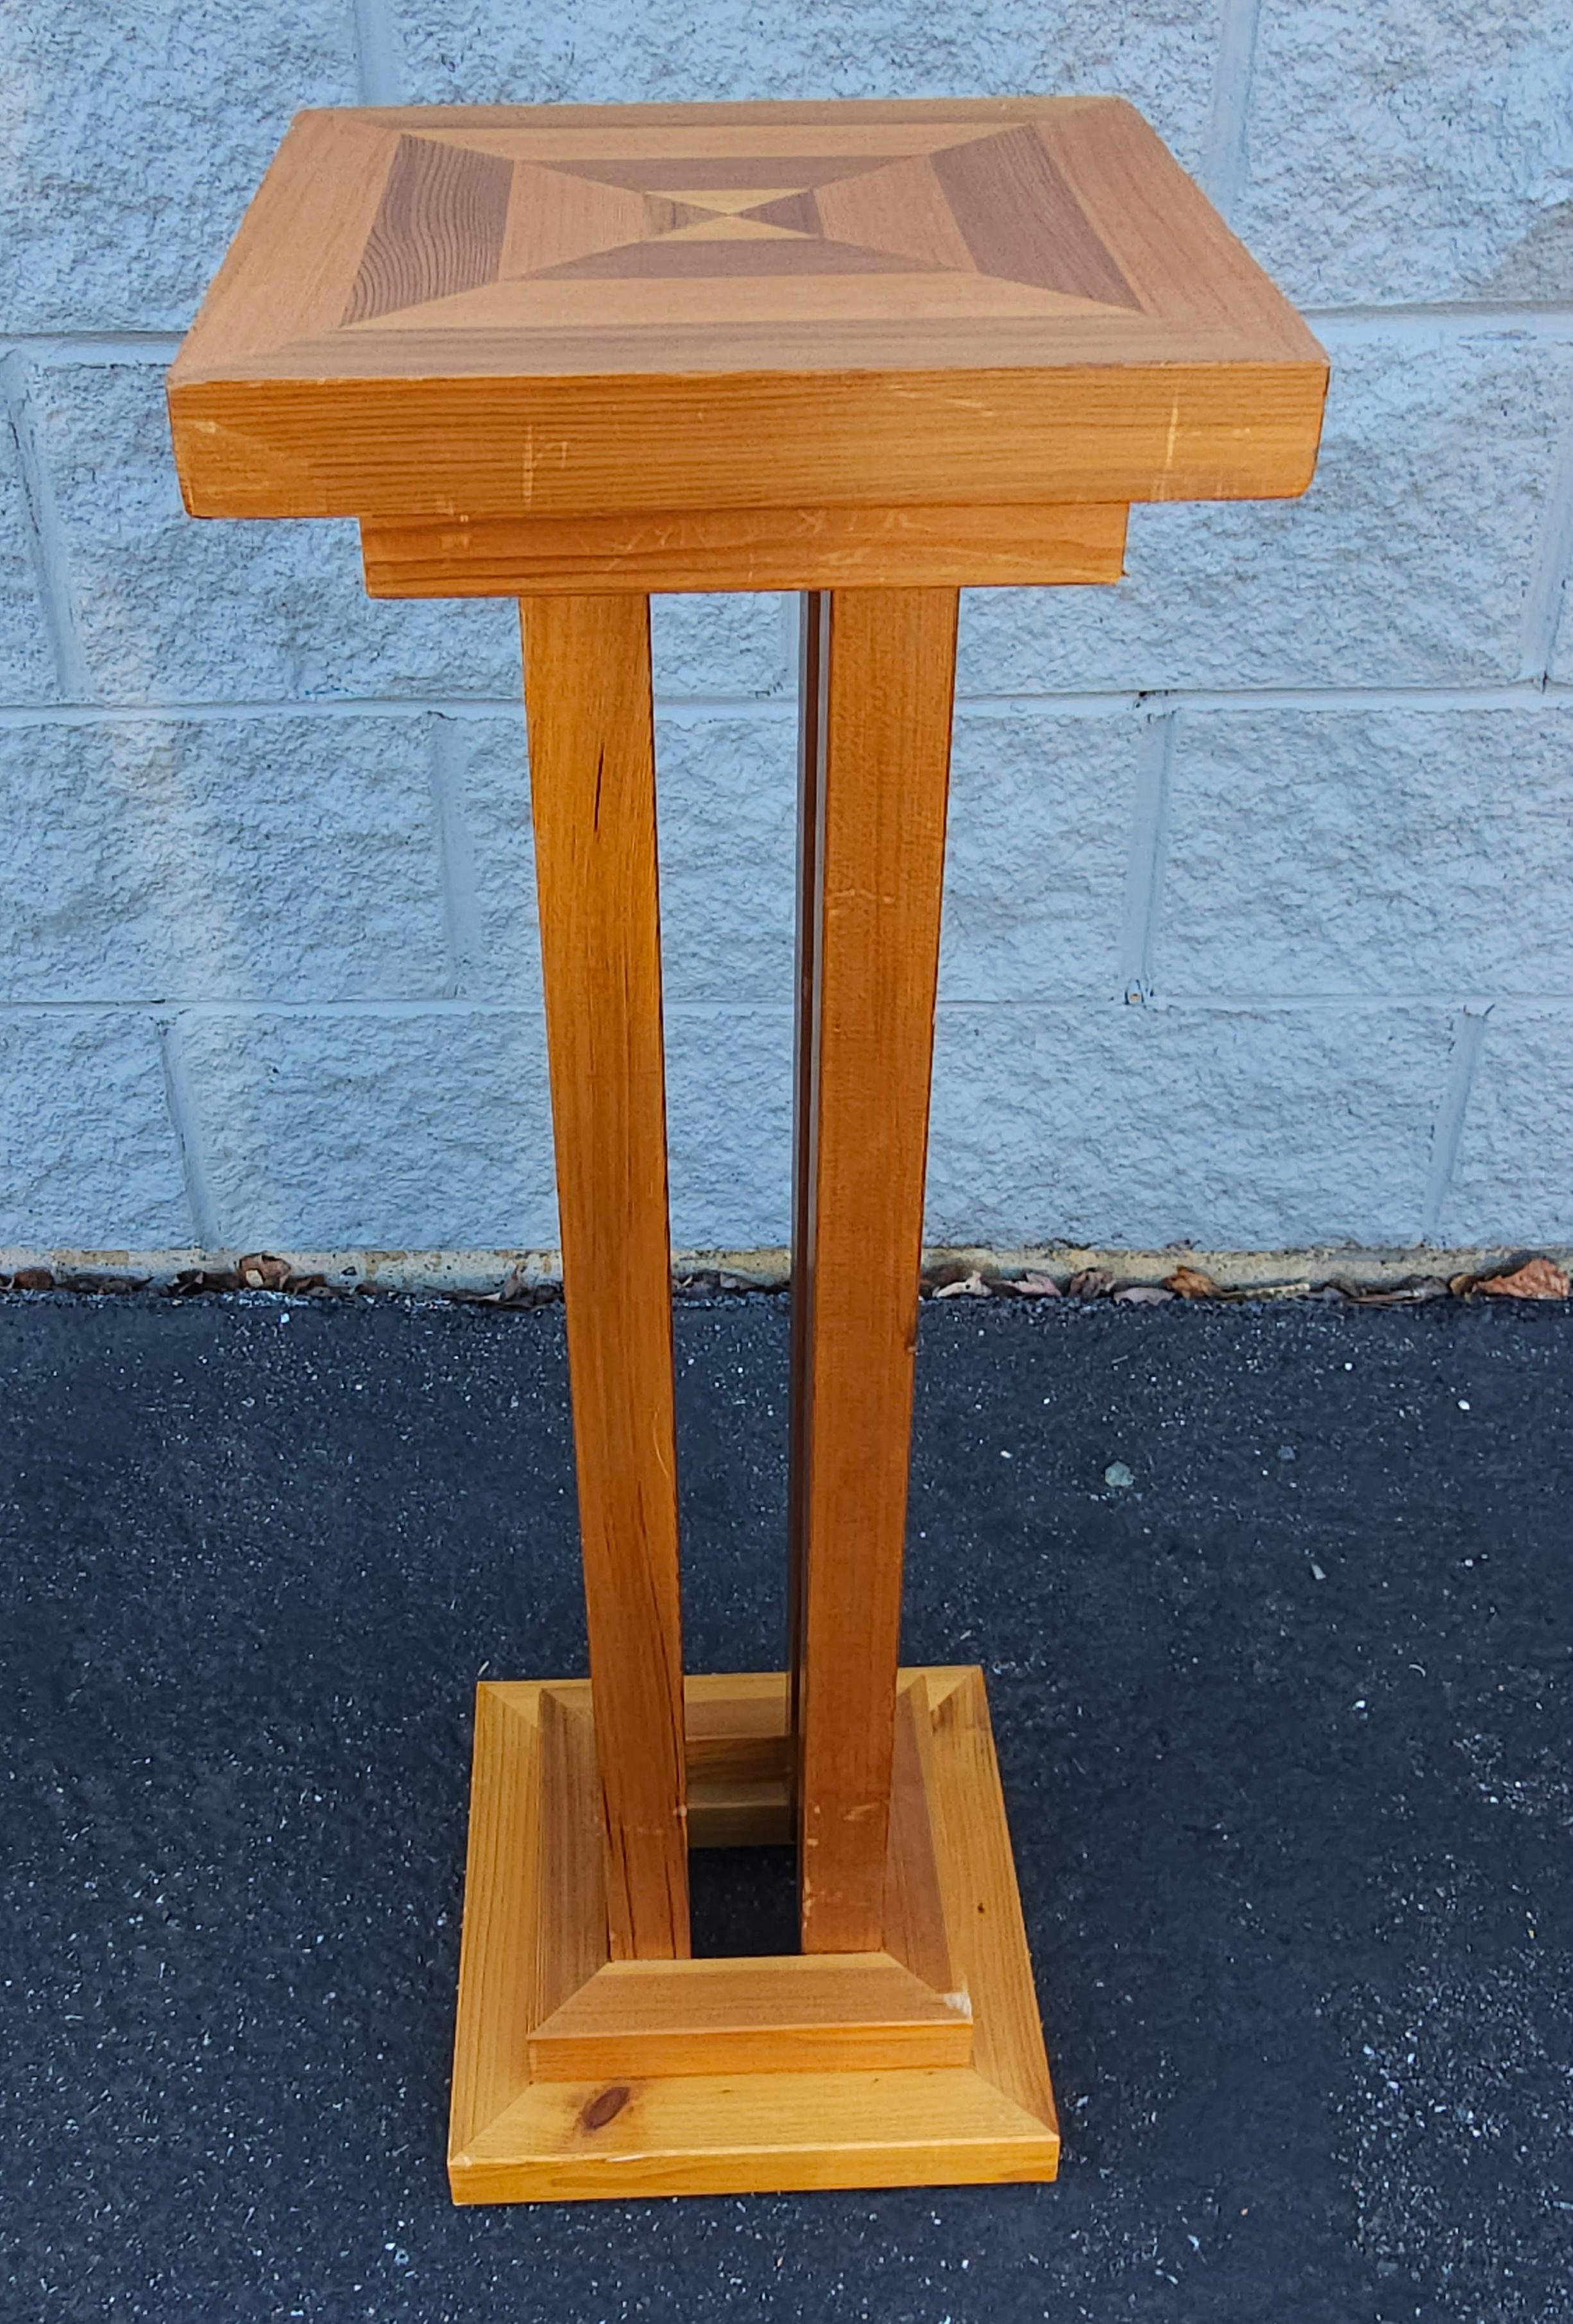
[654,713,797,1007]
[429,713,538,1002]
[463,696,1150,1021]
[23,361,803,712]
[0,715,448,1004]
[1233,0,1573,308]
[0,414,58,706]
[1543,566,1573,687]
[925,1001,1454,1251]
[0,2,358,336]
[663,996,1457,1256]
[1439,1006,1573,1247]
[940,708,1139,1004]
[448,706,800,1007]
[0,1008,189,1245]
[382,0,1216,176]
[651,594,795,704]
[958,330,1573,697]
[1,26,1568,1258]
[1159,705,1573,1000]
[26,362,519,705]
[665,1004,794,1252]
[176,1005,559,1249]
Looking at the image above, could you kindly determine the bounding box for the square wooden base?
[450,1667,1058,2201]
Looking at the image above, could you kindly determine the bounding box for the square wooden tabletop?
[168,98,1327,522]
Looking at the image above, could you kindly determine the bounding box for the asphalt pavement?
[3,1288,1569,2324]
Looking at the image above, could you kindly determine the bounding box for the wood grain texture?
[810,155,976,273]
[499,159,649,280]
[344,133,513,324]
[529,1952,973,2079]
[448,1666,1057,2201]
[931,124,1136,305]
[449,1685,543,2156]
[536,1687,610,2017]
[527,146,946,184]
[167,97,1327,523]
[684,1774,792,1849]
[535,235,940,280]
[456,2065,1055,2201]
[522,594,688,1961]
[681,1670,790,1744]
[174,361,1323,521]
[450,1683,609,2153]
[920,1669,1057,2130]
[881,1678,957,1997]
[793,589,958,1953]
[684,1669,792,1847]
[323,270,1118,334]
[749,190,824,235]
[361,501,1128,595]
[657,214,803,239]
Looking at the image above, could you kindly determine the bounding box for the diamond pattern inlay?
[341,124,1142,330]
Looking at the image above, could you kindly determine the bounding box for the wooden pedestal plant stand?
[168,95,1325,2202]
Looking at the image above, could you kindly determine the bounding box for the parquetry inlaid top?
[169,98,1327,522]
[337,109,1152,327]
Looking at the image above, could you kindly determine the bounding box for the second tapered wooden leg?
[792,586,959,1953]
[521,593,689,1961]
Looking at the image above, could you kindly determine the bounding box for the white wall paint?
[2,3,1571,1254]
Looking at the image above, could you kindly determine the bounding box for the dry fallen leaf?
[1166,1265,1223,1299]
[1113,1284,1174,1304]
[1338,1279,1450,1307]
[1012,1272,1062,1297]
[1067,1269,1115,1299]
[1475,1256,1570,1301]
[933,1270,989,1298]
[237,1251,291,1290]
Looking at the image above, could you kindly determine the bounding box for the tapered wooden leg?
[520,593,689,1961]
[791,587,959,1952]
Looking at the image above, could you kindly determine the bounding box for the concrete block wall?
[3,2,1572,1259]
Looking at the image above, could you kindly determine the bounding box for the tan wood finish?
[448,1668,1057,2200]
[921,1668,1057,2125]
[178,362,1323,522]
[534,1686,613,2017]
[683,1668,792,1847]
[528,1952,973,2079]
[683,1774,792,1850]
[167,99,1326,522]
[880,1678,958,1997]
[448,1684,540,2157]
[792,589,958,1952]
[459,2066,1053,2203]
[361,502,1128,595]
[448,1683,609,2155]
[523,1670,794,1848]
[522,593,689,1961]
[171,93,1325,2202]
